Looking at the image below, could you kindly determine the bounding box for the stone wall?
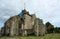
[3,15,23,36]
[0,9,46,36]
[34,18,45,36]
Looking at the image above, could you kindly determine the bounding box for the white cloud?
[0,0,60,28]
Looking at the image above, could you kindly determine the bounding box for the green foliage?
[45,22,54,33]
[45,22,60,33]
[54,27,60,33]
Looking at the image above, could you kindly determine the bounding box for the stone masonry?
[0,9,46,36]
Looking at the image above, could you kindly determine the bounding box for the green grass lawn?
[0,33,60,39]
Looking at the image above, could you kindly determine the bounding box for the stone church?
[1,9,46,36]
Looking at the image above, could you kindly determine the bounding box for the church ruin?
[0,9,46,36]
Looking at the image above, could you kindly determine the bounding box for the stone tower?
[21,9,36,36]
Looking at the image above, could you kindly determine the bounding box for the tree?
[54,27,60,33]
[45,22,54,33]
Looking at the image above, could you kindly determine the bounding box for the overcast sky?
[0,0,60,28]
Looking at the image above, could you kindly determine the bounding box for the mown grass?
[0,33,60,39]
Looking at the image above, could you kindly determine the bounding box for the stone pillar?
[22,30,27,36]
[10,22,14,36]
[24,30,27,36]
[10,26,14,36]
[22,30,24,36]
[21,24,24,36]
[36,20,39,36]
